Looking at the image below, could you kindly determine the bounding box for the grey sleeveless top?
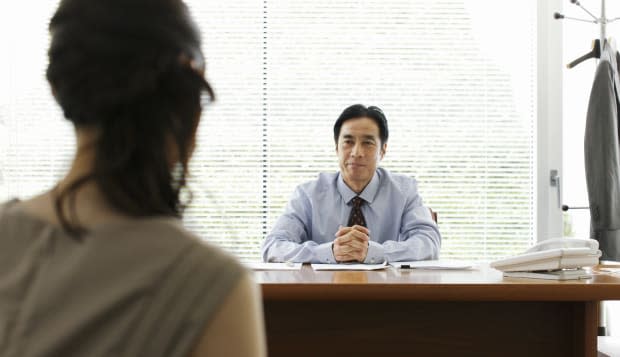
[0,199,245,357]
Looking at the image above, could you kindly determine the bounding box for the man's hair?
[47,0,214,235]
[333,104,389,145]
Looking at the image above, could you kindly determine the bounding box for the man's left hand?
[333,225,369,262]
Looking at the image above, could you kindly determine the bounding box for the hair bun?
[47,0,203,125]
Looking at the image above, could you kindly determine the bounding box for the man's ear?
[380,143,387,160]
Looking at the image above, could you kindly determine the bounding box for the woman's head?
[47,0,213,234]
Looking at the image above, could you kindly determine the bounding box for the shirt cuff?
[314,242,337,263]
[364,241,385,264]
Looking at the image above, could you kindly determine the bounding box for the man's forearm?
[381,231,440,262]
[262,239,336,263]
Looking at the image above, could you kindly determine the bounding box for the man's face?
[336,117,386,192]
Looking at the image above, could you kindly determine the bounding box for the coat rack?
[554,0,619,68]
[554,0,620,338]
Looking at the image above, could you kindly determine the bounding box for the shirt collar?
[337,169,381,205]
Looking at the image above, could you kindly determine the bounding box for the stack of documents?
[243,262,302,270]
[389,260,473,270]
[244,260,475,271]
[310,262,387,271]
[502,269,591,281]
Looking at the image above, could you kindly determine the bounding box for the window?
[1,0,538,262]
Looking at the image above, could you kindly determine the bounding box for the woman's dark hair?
[47,0,214,235]
[333,104,389,145]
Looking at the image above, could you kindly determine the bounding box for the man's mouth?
[347,163,365,167]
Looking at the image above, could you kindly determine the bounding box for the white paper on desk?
[390,260,474,270]
[243,262,303,270]
[311,261,388,271]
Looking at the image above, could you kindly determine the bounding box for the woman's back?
[0,0,267,354]
[0,199,246,357]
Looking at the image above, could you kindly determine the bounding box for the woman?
[0,0,266,356]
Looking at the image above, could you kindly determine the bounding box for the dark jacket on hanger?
[584,41,620,260]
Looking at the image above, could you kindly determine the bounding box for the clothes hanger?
[566,39,601,69]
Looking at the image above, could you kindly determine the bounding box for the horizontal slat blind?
[1,0,536,262]
[186,0,537,261]
[183,0,266,258]
[0,1,72,202]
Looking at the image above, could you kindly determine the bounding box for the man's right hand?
[332,225,370,262]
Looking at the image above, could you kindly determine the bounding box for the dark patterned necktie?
[347,196,367,227]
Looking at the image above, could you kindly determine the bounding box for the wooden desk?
[255,265,620,357]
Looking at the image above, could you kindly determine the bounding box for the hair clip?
[178,51,205,76]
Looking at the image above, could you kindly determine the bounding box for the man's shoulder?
[297,172,339,192]
[379,167,417,188]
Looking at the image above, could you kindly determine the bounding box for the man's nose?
[350,143,362,157]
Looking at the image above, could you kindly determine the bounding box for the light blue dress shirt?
[262,167,441,263]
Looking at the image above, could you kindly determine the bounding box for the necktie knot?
[352,196,364,209]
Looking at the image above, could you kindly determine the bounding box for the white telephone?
[490,238,602,272]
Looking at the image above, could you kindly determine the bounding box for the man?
[262,104,441,263]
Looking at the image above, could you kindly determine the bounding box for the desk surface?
[258,264,616,357]
[255,264,620,301]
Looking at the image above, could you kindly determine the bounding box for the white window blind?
[1,0,537,262]
[0,1,73,203]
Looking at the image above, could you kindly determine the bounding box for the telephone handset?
[524,237,599,253]
[491,238,601,272]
